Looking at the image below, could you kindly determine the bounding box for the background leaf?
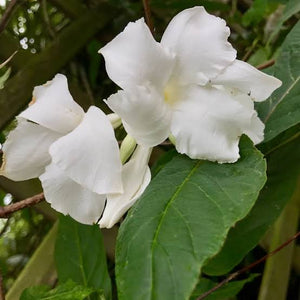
[190,274,259,300]
[20,280,98,300]
[257,20,300,143]
[55,216,111,300]
[242,0,283,26]
[116,137,266,300]
[203,136,299,275]
[267,0,300,44]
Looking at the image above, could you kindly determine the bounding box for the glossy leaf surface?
[203,136,300,275]
[55,216,111,299]
[116,137,266,300]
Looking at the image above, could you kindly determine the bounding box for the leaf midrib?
[149,160,202,300]
[73,224,91,300]
[264,75,300,123]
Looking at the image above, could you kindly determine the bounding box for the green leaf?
[258,123,299,155]
[151,149,177,178]
[267,0,300,44]
[20,280,97,300]
[116,136,266,300]
[190,274,259,300]
[0,68,11,89]
[55,216,111,300]
[0,51,17,69]
[257,21,300,143]
[242,0,286,26]
[203,136,299,275]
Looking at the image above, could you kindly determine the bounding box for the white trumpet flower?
[0,74,151,226]
[100,6,282,163]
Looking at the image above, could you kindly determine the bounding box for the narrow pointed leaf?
[55,216,111,299]
[257,21,300,143]
[116,136,266,300]
[190,274,258,300]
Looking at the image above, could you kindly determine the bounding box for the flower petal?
[49,106,123,194]
[0,118,61,181]
[40,163,106,225]
[106,85,171,147]
[99,18,175,91]
[161,6,236,85]
[20,74,84,134]
[212,60,282,101]
[233,93,265,144]
[99,146,152,228]
[170,86,264,163]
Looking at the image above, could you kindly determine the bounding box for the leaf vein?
[149,160,202,299]
[264,75,300,122]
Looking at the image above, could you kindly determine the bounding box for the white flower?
[99,6,282,163]
[99,144,151,228]
[0,74,151,226]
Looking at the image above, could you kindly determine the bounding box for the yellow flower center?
[163,83,180,106]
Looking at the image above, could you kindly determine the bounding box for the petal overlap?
[49,106,123,194]
[212,60,282,101]
[100,18,175,91]
[170,86,264,162]
[106,85,171,147]
[161,6,236,85]
[40,163,106,225]
[0,118,61,180]
[99,146,152,228]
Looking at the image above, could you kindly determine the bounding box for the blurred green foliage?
[0,192,51,292]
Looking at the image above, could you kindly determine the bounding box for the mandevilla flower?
[99,6,282,163]
[0,74,151,227]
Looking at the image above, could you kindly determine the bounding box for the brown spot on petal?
[29,96,36,106]
[43,80,52,87]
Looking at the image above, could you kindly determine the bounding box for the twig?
[197,231,300,300]
[79,65,95,105]
[0,268,4,300]
[0,0,20,35]
[142,0,154,35]
[256,59,275,70]
[242,38,258,62]
[0,193,45,218]
[41,0,55,38]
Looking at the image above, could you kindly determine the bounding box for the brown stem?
[142,0,154,35]
[160,141,172,146]
[0,192,45,218]
[197,231,300,300]
[0,0,20,35]
[256,59,275,70]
